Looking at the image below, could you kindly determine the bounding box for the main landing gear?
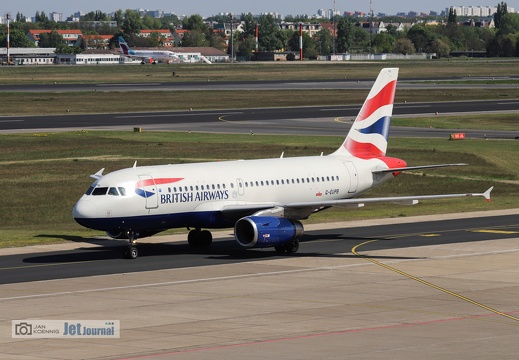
[124,230,139,259]
[187,228,213,248]
[275,239,300,254]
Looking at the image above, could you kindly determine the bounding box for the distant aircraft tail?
[118,36,131,55]
[331,68,398,159]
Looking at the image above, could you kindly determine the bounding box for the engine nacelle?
[234,216,304,248]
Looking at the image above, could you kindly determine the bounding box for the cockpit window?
[85,186,95,195]
[92,187,108,196]
[118,187,126,196]
[108,187,119,196]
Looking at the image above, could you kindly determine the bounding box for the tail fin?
[118,36,130,55]
[331,68,399,159]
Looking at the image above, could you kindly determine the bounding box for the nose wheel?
[124,230,139,259]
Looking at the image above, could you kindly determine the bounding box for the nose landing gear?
[124,230,139,259]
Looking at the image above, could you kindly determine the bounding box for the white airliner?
[118,36,180,64]
[73,68,493,259]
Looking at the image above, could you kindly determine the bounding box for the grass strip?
[0,130,517,248]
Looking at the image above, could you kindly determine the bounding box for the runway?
[1,100,519,139]
[1,210,519,359]
[2,77,519,93]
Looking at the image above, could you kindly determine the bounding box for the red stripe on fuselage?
[136,178,183,188]
[356,80,397,122]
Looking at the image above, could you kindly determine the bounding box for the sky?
[2,1,518,18]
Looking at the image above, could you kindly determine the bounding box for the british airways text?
[160,190,229,204]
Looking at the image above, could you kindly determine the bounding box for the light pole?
[6,13,11,64]
[229,13,234,63]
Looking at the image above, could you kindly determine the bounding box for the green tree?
[276,29,292,51]
[447,8,457,24]
[160,14,180,28]
[237,35,256,59]
[494,1,508,29]
[407,23,437,52]
[258,14,283,51]
[315,28,334,55]
[9,28,36,47]
[113,10,124,27]
[240,13,256,39]
[147,32,163,47]
[35,11,49,23]
[372,32,395,53]
[498,13,519,35]
[142,14,162,29]
[431,38,451,57]
[15,12,26,22]
[350,26,369,51]
[288,30,315,57]
[394,38,416,54]
[82,11,109,21]
[182,14,207,31]
[208,31,226,51]
[122,10,143,36]
[336,17,352,52]
[181,30,209,47]
[38,30,65,48]
[501,35,516,56]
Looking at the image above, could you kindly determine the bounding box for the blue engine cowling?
[234,216,304,248]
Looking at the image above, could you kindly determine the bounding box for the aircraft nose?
[73,199,97,219]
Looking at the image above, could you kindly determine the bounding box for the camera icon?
[15,322,32,336]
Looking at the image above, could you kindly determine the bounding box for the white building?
[49,12,63,22]
[55,53,133,65]
[448,5,515,17]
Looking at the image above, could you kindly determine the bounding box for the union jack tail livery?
[332,68,398,159]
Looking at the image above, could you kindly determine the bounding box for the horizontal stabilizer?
[373,163,467,174]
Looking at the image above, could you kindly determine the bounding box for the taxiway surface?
[1,100,519,140]
[1,210,519,359]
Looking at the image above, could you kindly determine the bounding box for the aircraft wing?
[220,187,493,218]
[284,187,493,208]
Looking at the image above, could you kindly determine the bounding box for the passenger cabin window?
[92,187,108,196]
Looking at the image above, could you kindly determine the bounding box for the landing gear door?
[137,175,159,209]
[344,162,358,193]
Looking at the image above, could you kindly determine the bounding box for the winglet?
[90,168,105,180]
[483,186,493,202]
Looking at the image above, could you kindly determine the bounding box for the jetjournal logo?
[12,320,120,338]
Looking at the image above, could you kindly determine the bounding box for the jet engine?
[234,216,304,248]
